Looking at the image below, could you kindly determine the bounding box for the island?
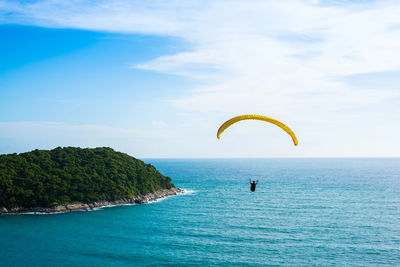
[0,147,181,214]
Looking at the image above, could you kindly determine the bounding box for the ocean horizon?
[1,158,399,266]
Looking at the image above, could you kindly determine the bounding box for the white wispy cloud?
[151,121,166,127]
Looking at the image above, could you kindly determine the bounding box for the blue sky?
[0,24,193,155]
[0,0,400,157]
[0,25,189,124]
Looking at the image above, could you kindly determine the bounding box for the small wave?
[178,189,197,195]
[146,188,195,204]
[147,191,183,204]
[146,197,168,204]
[91,203,135,211]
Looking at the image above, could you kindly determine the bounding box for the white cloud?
[151,121,166,127]
[1,0,400,156]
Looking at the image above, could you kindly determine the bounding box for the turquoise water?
[1,159,400,266]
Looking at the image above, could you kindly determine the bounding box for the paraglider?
[249,179,258,192]
[217,114,298,192]
[216,114,298,146]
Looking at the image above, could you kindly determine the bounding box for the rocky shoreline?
[0,187,183,215]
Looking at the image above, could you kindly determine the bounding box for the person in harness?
[249,179,259,192]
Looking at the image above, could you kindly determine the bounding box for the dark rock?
[2,188,182,214]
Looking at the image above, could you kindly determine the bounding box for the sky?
[0,0,400,158]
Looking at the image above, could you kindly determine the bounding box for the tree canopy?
[0,147,174,208]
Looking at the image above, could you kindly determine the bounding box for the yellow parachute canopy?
[217,114,298,146]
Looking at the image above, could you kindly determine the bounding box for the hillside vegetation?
[0,147,174,209]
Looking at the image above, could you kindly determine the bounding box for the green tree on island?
[0,147,174,209]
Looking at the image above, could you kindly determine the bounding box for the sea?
[0,158,399,266]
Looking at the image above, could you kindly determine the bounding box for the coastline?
[0,187,183,215]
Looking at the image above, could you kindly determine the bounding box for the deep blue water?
[1,159,400,266]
